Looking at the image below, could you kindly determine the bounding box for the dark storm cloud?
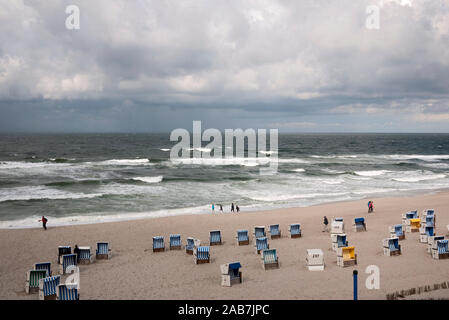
[1,0,449,132]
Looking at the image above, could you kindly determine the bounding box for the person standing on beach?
[368,201,374,213]
[212,204,215,212]
[74,245,80,263]
[322,216,329,232]
[236,205,240,213]
[231,203,235,213]
[38,216,48,230]
[219,204,223,212]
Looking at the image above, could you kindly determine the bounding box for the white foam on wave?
[392,173,446,182]
[160,148,170,152]
[354,170,391,177]
[291,168,305,173]
[246,191,348,202]
[96,159,152,166]
[376,154,449,162]
[132,176,163,183]
[0,161,71,170]
[0,186,102,202]
[259,150,278,155]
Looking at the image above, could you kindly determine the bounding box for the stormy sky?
[1,0,449,133]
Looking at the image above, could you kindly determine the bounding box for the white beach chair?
[306,249,324,271]
[330,220,344,234]
[427,235,444,254]
[383,237,401,256]
[220,262,242,287]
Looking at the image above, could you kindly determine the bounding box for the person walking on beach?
[212,204,215,212]
[368,201,374,213]
[219,204,223,212]
[38,216,48,230]
[322,216,329,232]
[231,203,235,213]
[236,205,240,213]
[74,245,80,263]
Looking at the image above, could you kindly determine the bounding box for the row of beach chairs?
[25,242,112,300]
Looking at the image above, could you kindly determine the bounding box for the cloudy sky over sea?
[1,0,449,132]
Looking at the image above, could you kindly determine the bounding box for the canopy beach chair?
[402,210,418,227]
[330,220,344,234]
[289,223,301,238]
[57,284,80,300]
[25,270,47,294]
[269,224,281,239]
[57,246,71,264]
[59,254,77,275]
[389,224,405,240]
[194,246,210,264]
[210,230,222,245]
[306,249,324,271]
[383,237,401,256]
[170,234,182,250]
[337,246,357,267]
[431,240,449,260]
[96,242,112,259]
[236,230,249,246]
[220,262,242,286]
[185,237,197,255]
[425,215,435,228]
[421,209,435,222]
[78,246,92,264]
[152,236,165,252]
[420,226,434,243]
[427,235,444,254]
[406,218,420,233]
[39,275,60,300]
[331,233,348,251]
[35,262,51,277]
[353,217,366,232]
[262,249,279,270]
[253,226,266,239]
[255,237,269,254]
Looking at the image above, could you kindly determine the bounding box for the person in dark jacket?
[323,216,329,232]
[73,245,80,263]
[38,216,48,230]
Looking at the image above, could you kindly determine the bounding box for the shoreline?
[1,190,449,299]
[3,187,449,230]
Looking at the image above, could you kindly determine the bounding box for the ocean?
[0,133,448,228]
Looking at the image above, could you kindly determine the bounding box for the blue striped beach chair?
[186,237,195,255]
[25,269,47,294]
[289,224,301,238]
[96,242,112,259]
[35,262,51,276]
[390,224,405,240]
[432,240,449,260]
[255,237,269,254]
[153,236,165,252]
[425,215,435,227]
[59,254,77,275]
[194,246,210,264]
[353,217,366,232]
[269,224,281,239]
[262,249,279,270]
[383,237,401,256]
[57,284,80,300]
[236,230,249,246]
[170,234,182,250]
[78,246,92,264]
[57,246,71,264]
[220,262,242,286]
[254,226,266,239]
[39,275,61,300]
[210,230,222,246]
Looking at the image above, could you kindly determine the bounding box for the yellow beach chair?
[337,246,357,267]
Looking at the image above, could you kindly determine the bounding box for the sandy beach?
[1,191,449,300]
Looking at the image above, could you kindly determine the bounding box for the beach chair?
[96,242,112,259]
[337,246,357,267]
[261,249,279,270]
[334,217,344,222]
[420,226,434,243]
[269,224,281,239]
[447,225,449,236]
[210,230,222,246]
[330,220,344,234]
[383,237,401,256]
[353,217,366,232]
[405,218,420,233]
[288,223,301,238]
[185,237,196,255]
[431,240,449,260]
[25,270,47,294]
[421,209,434,222]
[35,262,51,277]
[255,237,269,254]
[331,233,348,251]
[57,284,80,300]
[236,230,249,246]
[152,236,165,252]
[402,210,418,227]
[59,254,77,275]
[306,249,324,271]
[57,246,71,264]
[254,226,266,239]
[194,246,210,264]
[78,246,92,264]
[170,234,182,250]
[427,236,444,254]
[220,262,242,287]
[425,215,435,228]
[38,275,60,300]
[389,224,405,240]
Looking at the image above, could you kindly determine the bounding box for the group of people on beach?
[212,203,240,213]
